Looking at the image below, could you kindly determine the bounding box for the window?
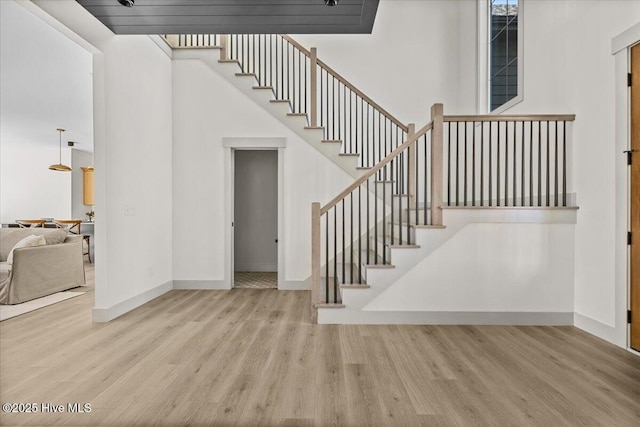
[489,0,521,111]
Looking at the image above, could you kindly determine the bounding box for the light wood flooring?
[1,263,639,426]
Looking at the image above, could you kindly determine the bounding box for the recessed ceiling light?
[324,0,339,6]
[117,0,134,7]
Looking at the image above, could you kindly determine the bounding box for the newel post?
[430,103,444,226]
[311,202,321,306]
[310,48,318,128]
[220,35,230,61]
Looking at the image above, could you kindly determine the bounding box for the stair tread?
[304,126,324,130]
[321,139,342,143]
[253,86,274,90]
[287,113,307,116]
[235,72,256,76]
[315,303,346,309]
[219,59,240,63]
[270,99,291,103]
[340,284,371,289]
[339,153,360,157]
[363,263,395,269]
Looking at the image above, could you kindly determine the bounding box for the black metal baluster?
[374,176,378,264]
[562,121,567,207]
[546,121,550,206]
[513,121,517,206]
[554,121,559,206]
[366,179,370,265]
[350,192,354,284]
[538,121,542,207]
[529,121,533,206]
[447,122,451,206]
[332,76,336,140]
[325,212,329,303]
[337,81,341,143]
[480,122,484,206]
[497,121,501,206]
[504,121,509,206]
[367,103,371,167]
[320,68,323,128]
[358,186,362,283]
[456,122,460,206]
[398,158,402,245]
[489,121,493,206]
[472,121,476,206]
[350,91,353,155]
[521,121,525,206]
[464,121,467,206]
[334,206,337,303]
[342,200,345,286]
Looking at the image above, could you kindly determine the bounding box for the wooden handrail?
[279,35,312,57]
[321,121,433,215]
[316,59,408,132]
[444,114,576,122]
[280,34,407,132]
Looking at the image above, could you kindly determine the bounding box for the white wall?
[498,2,640,335]
[234,150,278,272]
[172,59,355,286]
[94,35,173,315]
[0,144,72,222]
[366,222,575,314]
[71,149,93,219]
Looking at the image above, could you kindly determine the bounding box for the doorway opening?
[233,150,278,289]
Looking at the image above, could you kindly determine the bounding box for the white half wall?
[365,222,575,314]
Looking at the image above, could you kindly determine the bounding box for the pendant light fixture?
[49,128,72,172]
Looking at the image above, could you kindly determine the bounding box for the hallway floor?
[234,271,278,289]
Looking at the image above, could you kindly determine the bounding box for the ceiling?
[76,0,379,34]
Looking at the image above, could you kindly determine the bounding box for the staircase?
[166,34,409,180]
[163,34,578,325]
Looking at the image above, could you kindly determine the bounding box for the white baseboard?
[173,280,229,290]
[573,312,618,345]
[92,280,173,322]
[318,309,573,325]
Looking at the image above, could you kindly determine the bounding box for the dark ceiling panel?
[76,0,379,34]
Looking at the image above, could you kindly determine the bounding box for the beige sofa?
[0,228,85,304]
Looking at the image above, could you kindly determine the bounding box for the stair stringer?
[317,207,578,324]
[172,48,365,179]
